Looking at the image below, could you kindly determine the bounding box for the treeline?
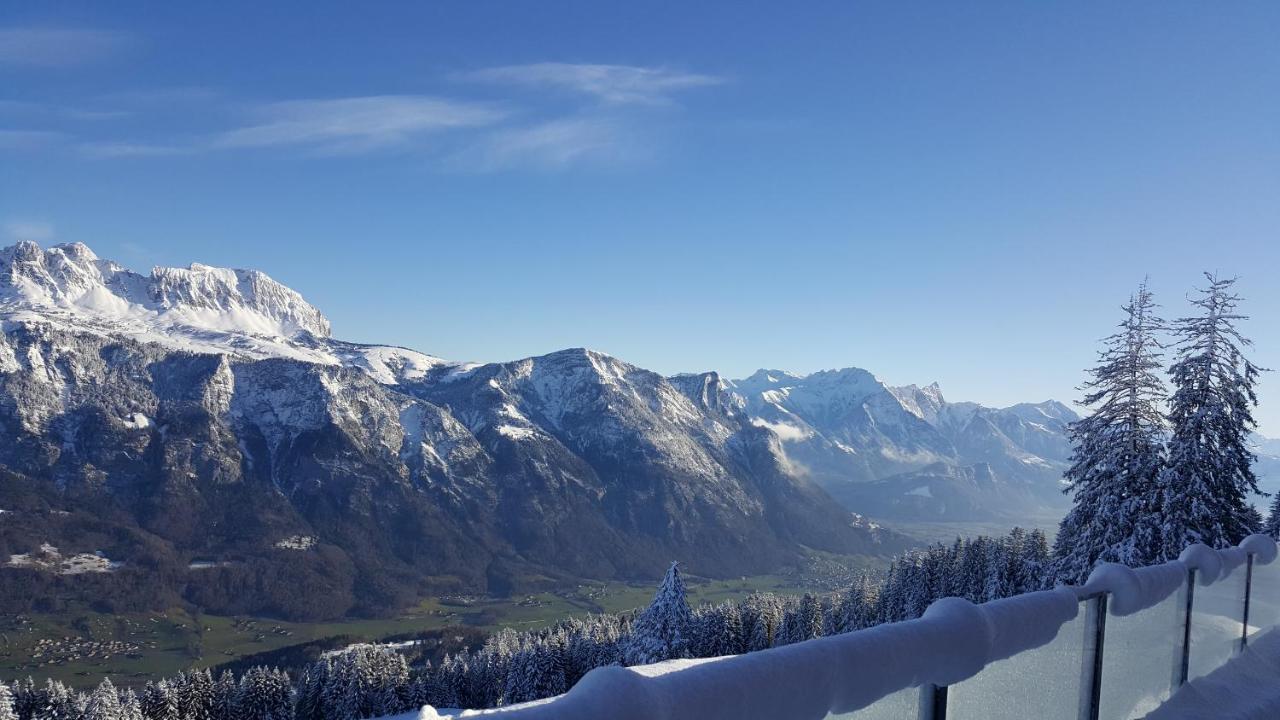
[1,528,1049,719]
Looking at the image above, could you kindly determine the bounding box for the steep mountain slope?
[0,242,895,621]
[727,371,1078,520]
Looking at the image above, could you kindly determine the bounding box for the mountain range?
[0,241,1125,619]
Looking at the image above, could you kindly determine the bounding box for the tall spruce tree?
[83,679,121,720]
[624,561,693,665]
[1158,274,1265,557]
[1054,282,1168,582]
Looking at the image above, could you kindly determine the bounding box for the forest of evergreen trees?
[0,528,1052,720]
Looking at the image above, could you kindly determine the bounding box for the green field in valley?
[0,573,828,689]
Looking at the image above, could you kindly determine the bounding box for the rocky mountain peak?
[1,241,332,351]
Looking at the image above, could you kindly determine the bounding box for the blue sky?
[3,2,1279,432]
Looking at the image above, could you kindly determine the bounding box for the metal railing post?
[1242,553,1255,650]
[918,683,947,720]
[1178,567,1196,686]
[1078,593,1107,720]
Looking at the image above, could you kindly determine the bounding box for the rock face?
[0,242,896,620]
[726,371,1078,521]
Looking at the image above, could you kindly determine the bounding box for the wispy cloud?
[8,62,719,171]
[213,95,506,154]
[0,27,131,68]
[79,141,188,159]
[461,116,640,171]
[0,99,130,121]
[4,220,55,242]
[0,129,65,150]
[462,63,723,105]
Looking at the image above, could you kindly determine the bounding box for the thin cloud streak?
[460,116,641,171]
[462,62,723,105]
[213,95,506,153]
[79,141,189,159]
[0,27,131,67]
[0,129,65,150]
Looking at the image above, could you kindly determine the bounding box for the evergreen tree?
[1055,281,1168,582]
[11,678,38,720]
[211,672,238,720]
[293,667,324,720]
[1020,529,1052,592]
[0,683,17,720]
[502,642,567,705]
[624,561,693,665]
[117,689,142,720]
[178,670,215,720]
[1159,274,1265,557]
[36,679,79,720]
[139,682,178,720]
[792,594,824,643]
[235,667,292,720]
[1264,493,1280,539]
[84,679,122,720]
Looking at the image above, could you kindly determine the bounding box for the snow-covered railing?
[426,535,1280,720]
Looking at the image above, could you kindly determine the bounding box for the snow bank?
[1142,627,1280,719]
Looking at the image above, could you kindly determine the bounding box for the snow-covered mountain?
[725,369,1078,520]
[0,240,445,376]
[0,242,898,621]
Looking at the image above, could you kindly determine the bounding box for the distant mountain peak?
[1,241,331,339]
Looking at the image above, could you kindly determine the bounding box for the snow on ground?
[1143,627,1280,719]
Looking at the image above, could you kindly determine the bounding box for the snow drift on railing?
[415,535,1279,720]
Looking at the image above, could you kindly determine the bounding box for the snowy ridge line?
[411,535,1279,720]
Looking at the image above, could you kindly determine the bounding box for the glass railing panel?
[1187,560,1247,681]
[1247,556,1280,642]
[825,686,919,719]
[946,605,1086,720]
[1098,586,1184,720]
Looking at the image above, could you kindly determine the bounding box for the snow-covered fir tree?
[624,561,693,665]
[211,671,238,720]
[35,679,81,720]
[503,642,567,705]
[292,667,323,720]
[83,679,121,720]
[1159,274,1265,558]
[140,681,178,720]
[117,689,142,720]
[1054,281,1168,582]
[176,669,215,720]
[9,678,38,720]
[0,683,16,720]
[234,667,292,720]
[1264,494,1280,539]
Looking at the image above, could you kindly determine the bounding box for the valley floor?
[884,516,1062,545]
[0,573,843,689]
